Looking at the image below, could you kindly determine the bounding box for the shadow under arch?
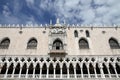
[56,63,60,74]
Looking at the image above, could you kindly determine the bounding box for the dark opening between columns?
[21,63,27,74]
[76,63,81,74]
[62,63,67,74]
[69,63,74,74]
[14,63,20,74]
[49,63,54,74]
[56,63,60,74]
[28,63,33,74]
[83,63,88,74]
[7,63,14,74]
[35,63,40,74]
[1,63,7,74]
[42,63,47,74]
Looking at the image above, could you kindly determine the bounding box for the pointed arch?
[52,39,63,50]
[1,63,7,74]
[14,63,20,74]
[35,63,40,74]
[42,63,47,74]
[83,63,88,74]
[21,63,27,74]
[89,63,95,74]
[27,38,37,49]
[74,30,78,37]
[0,37,10,49]
[49,63,54,74]
[62,63,67,74]
[56,63,60,74]
[76,63,81,74]
[86,30,90,37]
[79,38,89,49]
[28,63,34,74]
[109,38,119,49]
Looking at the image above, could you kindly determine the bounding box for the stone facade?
[0,21,120,80]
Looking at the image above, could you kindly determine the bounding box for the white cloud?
[1,0,120,26]
[2,5,11,17]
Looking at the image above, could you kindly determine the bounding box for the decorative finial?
[50,20,52,25]
[56,18,59,24]
[64,20,66,24]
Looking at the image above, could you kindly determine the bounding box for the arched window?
[52,39,63,50]
[86,30,90,37]
[0,38,10,49]
[74,30,78,37]
[109,38,119,49]
[79,38,89,49]
[27,38,37,49]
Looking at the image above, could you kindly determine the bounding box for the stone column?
[86,63,90,78]
[19,67,22,78]
[93,63,97,78]
[67,68,69,78]
[54,68,56,78]
[106,63,111,78]
[4,66,9,78]
[74,67,77,78]
[46,68,49,78]
[112,63,119,78]
[99,63,105,78]
[25,68,29,78]
[39,68,42,78]
[60,68,62,78]
[12,66,16,78]
[80,63,83,78]
[33,67,35,78]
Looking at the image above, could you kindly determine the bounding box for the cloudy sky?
[0,0,120,26]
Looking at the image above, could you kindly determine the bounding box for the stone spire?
[54,18,62,27]
[56,18,59,24]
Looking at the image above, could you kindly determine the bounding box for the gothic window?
[109,38,120,49]
[27,38,37,49]
[0,38,10,49]
[86,30,90,37]
[52,39,63,50]
[79,38,89,49]
[74,30,78,37]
